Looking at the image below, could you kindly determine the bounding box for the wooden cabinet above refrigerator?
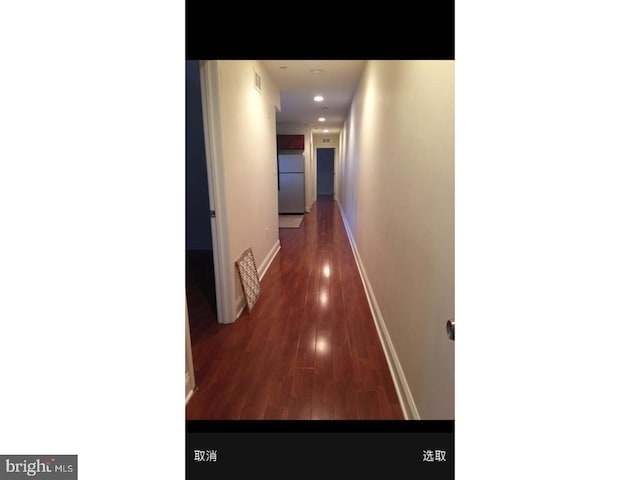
[277,134,304,151]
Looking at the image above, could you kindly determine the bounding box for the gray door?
[317,148,335,196]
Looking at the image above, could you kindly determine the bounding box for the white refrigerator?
[278,154,305,214]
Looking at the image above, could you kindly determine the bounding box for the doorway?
[186,60,217,334]
[316,147,335,198]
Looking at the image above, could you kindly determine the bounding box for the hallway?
[186,197,404,420]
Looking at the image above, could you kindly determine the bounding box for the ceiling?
[262,60,366,135]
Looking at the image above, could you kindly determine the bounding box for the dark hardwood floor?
[185,197,404,420]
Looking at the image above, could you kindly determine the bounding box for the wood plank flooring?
[185,197,404,420]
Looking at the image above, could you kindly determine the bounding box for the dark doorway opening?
[186,61,217,326]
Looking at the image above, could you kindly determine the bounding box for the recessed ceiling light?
[313,95,324,102]
[323,129,329,133]
[318,117,326,122]
[310,69,325,76]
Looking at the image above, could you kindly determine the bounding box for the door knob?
[446,319,455,341]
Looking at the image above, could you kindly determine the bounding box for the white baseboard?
[258,239,281,281]
[235,239,281,319]
[336,200,420,420]
[185,373,195,405]
[234,295,245,320]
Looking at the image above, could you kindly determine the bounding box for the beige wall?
[338,61,455,419]
[214,60,281,312]
[276,123,313,211]
[313,133,340,148]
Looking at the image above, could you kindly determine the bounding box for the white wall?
[207,60,282,315]
[338,61,455,419]
[276,123,313,211]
